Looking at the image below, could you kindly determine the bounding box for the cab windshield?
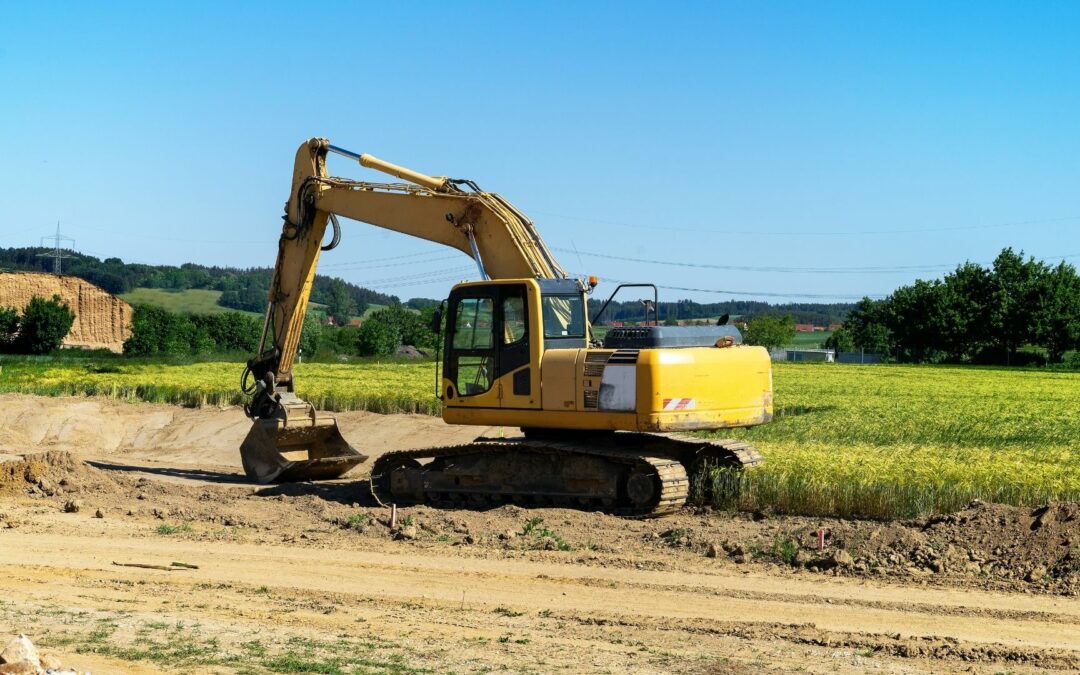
[541,294,586,338]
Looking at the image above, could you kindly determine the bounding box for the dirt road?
[1,394,1078,673]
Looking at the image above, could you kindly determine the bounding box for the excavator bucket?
[240,409,367,484]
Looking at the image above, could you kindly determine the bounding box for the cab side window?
[453,297,494,395]
[503,295,526,344]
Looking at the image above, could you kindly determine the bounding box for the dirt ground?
[1,394,1079,674]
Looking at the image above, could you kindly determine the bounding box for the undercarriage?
[370,432,762,517]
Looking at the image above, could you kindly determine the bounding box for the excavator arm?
[240,138,569,482]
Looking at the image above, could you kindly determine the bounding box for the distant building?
[795,323,816,333]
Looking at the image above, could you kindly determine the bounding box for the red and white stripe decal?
[662,398,695,411]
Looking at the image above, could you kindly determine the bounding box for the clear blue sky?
[2,1,1078,303]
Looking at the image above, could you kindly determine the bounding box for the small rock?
[732,553,747,564]
[39,654,62,670]
[0,635,40,667]
[793,550,814,568]
[830,549,854,568]
[1027,566,1047,583]
[729,543,746,557]
[500,530,517,540]
[223,516,237,526]
[398,525,418,540]
[463,534,475,545]
[705,542,719,558]
[94,508,104,519]
[62,500,81,514]
[541,537,558,551]
[137,492,148,500]
[964,561,982,575]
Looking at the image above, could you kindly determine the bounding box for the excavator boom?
[240,138,571,483]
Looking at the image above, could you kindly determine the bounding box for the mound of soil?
[0,452,82,494]
[663,500,1080,594]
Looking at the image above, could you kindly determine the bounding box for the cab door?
[443,287,500,408]
[443,282,539,410]
[497,283,536,409]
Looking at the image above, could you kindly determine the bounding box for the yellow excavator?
[240,138,773,516]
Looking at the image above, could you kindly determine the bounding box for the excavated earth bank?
[0,272,132,352]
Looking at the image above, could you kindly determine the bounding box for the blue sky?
[1,1,1078,303]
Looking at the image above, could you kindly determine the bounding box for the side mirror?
[431,307,443,334]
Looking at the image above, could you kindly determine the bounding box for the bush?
[15,295,75,354]
[0,306,19,350]
[356,317,399,357]
[354,306,437,357]
[743,314,795,351]
[298,311,322,359]
[124,305,261,356]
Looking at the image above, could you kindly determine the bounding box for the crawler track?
[370,433,762,517]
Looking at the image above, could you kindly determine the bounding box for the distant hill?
[1,246,853,324]
[0,247,399,317]
[118,288,260,316]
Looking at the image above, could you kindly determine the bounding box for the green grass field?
[119,288,261,317]
[786,330,832,348]
[2,357,1077,519]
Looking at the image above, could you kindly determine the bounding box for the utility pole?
[37,220,75,275]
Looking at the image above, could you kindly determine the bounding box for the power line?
[559,248,1080,275]
[321,253,461,270]
[530,210,1080,237]
[578,273,885,301]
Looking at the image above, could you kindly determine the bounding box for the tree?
[884,279,948,363]
[0,306,19,350]
[938,262,993,361]
[824,326,855,354]
[16,295,76,354]
[325,278,357,325]
[742,315,795,351]
[354,306,437,356]
[1031,261,1080,363]
[987,249,1044,365]
[298,311,323,359]
[124,305,196,356]
[844,298,892,354]
[356,317,399,357]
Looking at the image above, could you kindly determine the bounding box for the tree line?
[833,248,1080,365]
[0,247,398,318]
[588,296,850,326]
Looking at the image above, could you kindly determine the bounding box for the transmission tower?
[37,220,76,275]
